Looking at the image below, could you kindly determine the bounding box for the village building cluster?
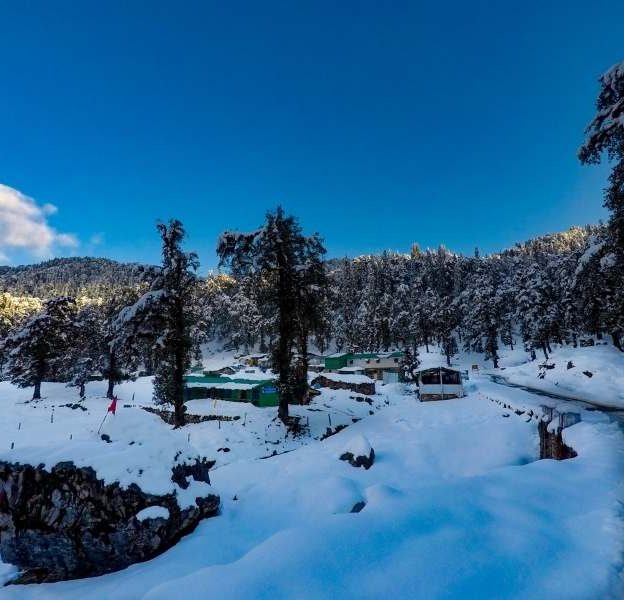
[183,350,464,406]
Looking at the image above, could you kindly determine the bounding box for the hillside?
[0,257,159,298]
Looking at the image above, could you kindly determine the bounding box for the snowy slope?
[493,343,624,409]
[0,369,622,599]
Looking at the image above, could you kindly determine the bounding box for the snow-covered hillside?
[495,343,624,409]
[1,354,623,599]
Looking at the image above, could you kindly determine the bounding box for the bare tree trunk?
[277,251,294,424]
[173,298,187,428]
[33,379,41,400]
[106,351,116,399]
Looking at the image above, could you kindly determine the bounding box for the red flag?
[107,396,118,415]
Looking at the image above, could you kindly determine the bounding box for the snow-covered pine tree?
[460,262,503,368]
[218,206,327,424]
[116,220,199,427]
[514,262,559,360]
[3,297,77,399]
[293,231,328,403]
[62,303,102,398]
[579,59,624,350]
[399,346,421,382]
[99,288,148,399]
[414,287,437,353]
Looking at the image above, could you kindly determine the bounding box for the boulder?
[339,435,375,470]
[0,459,220,583]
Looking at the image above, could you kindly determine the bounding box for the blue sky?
[0,1,622,270]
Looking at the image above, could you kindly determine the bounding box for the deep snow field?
[1,344,623,599]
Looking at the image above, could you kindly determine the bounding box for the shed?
[415,367,464,401]
[184,375,279,407]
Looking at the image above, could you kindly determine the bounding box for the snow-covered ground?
[494,343,624,409]
[1,349,623,599]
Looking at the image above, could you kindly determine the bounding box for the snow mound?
[299,476,364,515]
[341,434,372,459]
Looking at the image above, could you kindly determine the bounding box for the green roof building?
[183,375,279,407]
[324,351,404,380]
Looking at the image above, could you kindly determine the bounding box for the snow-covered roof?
[415,366,462,373]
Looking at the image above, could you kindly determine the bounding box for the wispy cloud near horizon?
[0,184,79,263]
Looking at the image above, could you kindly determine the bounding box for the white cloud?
[42,203,58,216]
[0,184,79,261]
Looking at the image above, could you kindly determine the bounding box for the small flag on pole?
[98,396,118,435]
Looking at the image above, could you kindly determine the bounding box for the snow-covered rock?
[0,460,219,583]
[339,434,375,469]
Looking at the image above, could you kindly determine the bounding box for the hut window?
[441,370,460,385]
[222,389,232,399]
[240,390,247,400]
[420,370,441,385]
[394,358,399,363]
[252,388,260,401]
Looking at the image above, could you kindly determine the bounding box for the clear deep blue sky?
[1,1,622,270]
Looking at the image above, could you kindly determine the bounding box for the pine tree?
[461,262,503,368]
[579,60,624,349]
[3,297,77,399]
[399,346,421,382]
[218,207,327,424]
[101,288,147,398]
[63,303,102,398]
[116,220,199,427]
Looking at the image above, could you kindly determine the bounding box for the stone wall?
[311,375,375,396]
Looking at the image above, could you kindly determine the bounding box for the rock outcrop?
[0,459,220,584]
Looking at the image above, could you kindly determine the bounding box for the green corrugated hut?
[184,375,279,407]
[324,353,352,370]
